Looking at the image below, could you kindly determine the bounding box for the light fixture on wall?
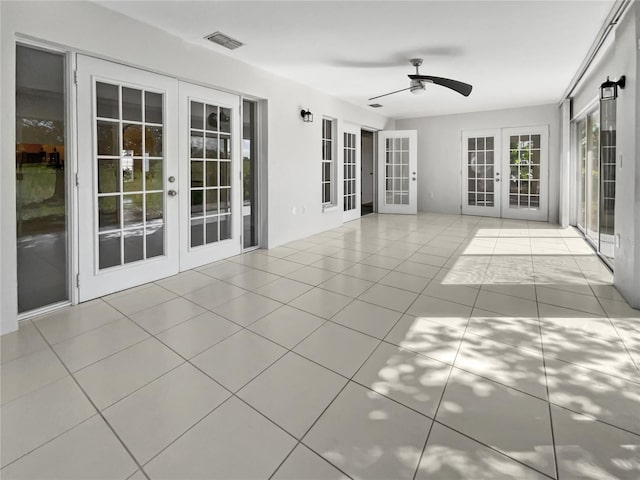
[300,109,314,123]
[600,75,625,100]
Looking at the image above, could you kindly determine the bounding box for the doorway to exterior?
[76,55,246,302]
[360,129,375,216]
[461,126,549,221]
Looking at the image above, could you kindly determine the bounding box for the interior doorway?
[361,129,375,215]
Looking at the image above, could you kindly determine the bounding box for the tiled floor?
[2,213,639,479]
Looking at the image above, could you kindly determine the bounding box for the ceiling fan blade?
[368,86,413,101]
[408,75,472,96]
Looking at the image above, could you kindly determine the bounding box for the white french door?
[178,82,242,270]
[462,130,501,217]
[77,56,179,301]
[501,126,549,221]
[342,124,361,222]
[461,126,549,221]
[377,130,418,214]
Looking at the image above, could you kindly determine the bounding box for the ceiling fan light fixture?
[410,79,425,95]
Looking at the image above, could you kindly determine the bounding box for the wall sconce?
[600,75,625,100]
[300,109,313,123]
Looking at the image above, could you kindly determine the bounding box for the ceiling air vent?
[205,32,244,50]
[369,103,383,108]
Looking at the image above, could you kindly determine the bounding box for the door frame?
[461,129,502,217]
[76,55,180,301]
[342,123,361,222]
[377,129,418,215]
[178,81,243,271]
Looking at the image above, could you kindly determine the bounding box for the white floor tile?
[227,269,280,290]
[545,358,640,435]
[1,348,68,405]
[406,295,472,327]
[475,290,539,317]
[73,337,183,410]
[455,333,547,398]
[103,363,230,464]
[155,270,217,295]
[238,352,347,438]
[129,297,206,335]
[438,369,555,477]
[385,314,465,364]
[212,292,282,326]
[1,322,48,364]
[53,318,149,372]
[358,283,418,313]
[0,415,137,480]
[156,311,241,358]
[144,397,296,479]
[394,261,441,279]
[354,342,451,417]
[294,322,379,377]
[304,382,432,480]
[183,281,247,310]
[318,273,374,298]
[289,288,352,319]
[33,300,123,345]
[104,285,177,316]
[379,270,431,293]
[254,277,313,303]
[331,300,402,339]
[1,376,95,468]
[272,444,349,479]
[416,422,549,480]
[287,266,337,286]
[192,330,286,392]
[536,286,605,316]
[552,405,640,480]
[249,305,325,349]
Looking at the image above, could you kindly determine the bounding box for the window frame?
[321,117,336,208]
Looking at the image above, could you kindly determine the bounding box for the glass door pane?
[189,101,232,247]
[16,45,68,313]
[508,134,542,210]
[95,82,166,268]
[577,119,587,232]
[343,132,357,212]
[243,100,258,249]
[586,110,600,245]
[467,136,496,208]
[600,100,616,263]
[384,137,410,206]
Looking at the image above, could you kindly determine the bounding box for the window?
[322,118,334,206]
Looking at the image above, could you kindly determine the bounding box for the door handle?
[495,178,500,182]
[168,189,177,197]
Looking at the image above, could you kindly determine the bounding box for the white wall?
[396,105,561,222]
[0,1,391,334]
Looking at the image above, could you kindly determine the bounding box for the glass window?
[322,118,335,206]
[16,45,68,312]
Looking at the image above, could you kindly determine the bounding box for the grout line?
[535,284,561,480]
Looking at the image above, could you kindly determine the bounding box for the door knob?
[495,178,500,182]
[168,189,177,196]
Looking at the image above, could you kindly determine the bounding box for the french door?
[178,82,241,270]
[462,130,501,217]
[77,56,179,301]
[462,126,549,221]
[78,57,242,301]
[343,124,361,222]
[377,130,418,214]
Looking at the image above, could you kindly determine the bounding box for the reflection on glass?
[191,190,203,217]
[205,188,219,215]
[98,159,119,193]
[145,126,163,157]
[220,107,231,133]
[16,45,68,312]
[123,124,142,156]
[122,155,143,192]
[600,99,616,263]
[191,161,203,188]
[124,228,144,264]
[99,232,121,269]
[205,134,218,159]
[147,225,164,258]
[219,135,231,159]
[97,121,119,155]
[221,215,231,240]
[191,131,204,158]
[145,92,163,124]
[191,219,204,247]
[99,196,120,231]
[97,82,119,119]
[191,101,203,129]
[122,87,142,122]
[123,194,144,228]
[146,192,163,223]
[146,159,163,191]
[206,161,218,187]
[206,216,218,244]
[206,104,218,131]
[220,161,231,186]
[220,188,231,213]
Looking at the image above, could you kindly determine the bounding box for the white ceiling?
[97,0,615,119]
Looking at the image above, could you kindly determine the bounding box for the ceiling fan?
[369,58,472,101]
